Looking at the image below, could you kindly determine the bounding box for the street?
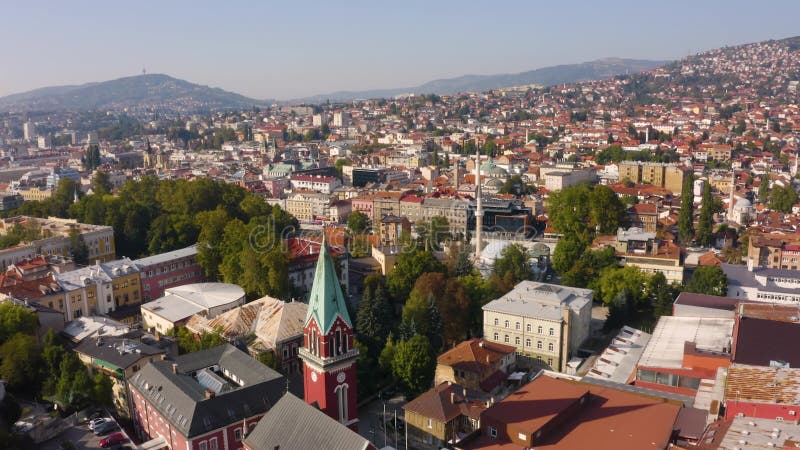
[358,393,407,450]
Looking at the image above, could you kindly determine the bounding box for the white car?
[89,418,111,431]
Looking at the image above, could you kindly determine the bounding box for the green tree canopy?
[391,334,435,397]
[685,266,728,296]
[678,173,695,244]
[386,249,446,302]
[696,182,714,247]
[493,244,532,284]
[769,184,799,213]
[0,303,38,342]
[347,211,370,235]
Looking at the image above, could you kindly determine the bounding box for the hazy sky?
[2,1,800,100]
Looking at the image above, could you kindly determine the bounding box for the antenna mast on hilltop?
[142,66,147,75]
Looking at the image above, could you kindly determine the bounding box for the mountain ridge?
[293,57,669,103]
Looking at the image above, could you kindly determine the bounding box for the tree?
[560,246,617,288]
[356,275,392,355]
[758,176,770,204]
[596,266,648,306]
[256,351,280,371]
[386,249,446,302]
[69,231,89,265]
[685,266,728,296]
[678,173,695,244]
[769,184,799,212]
[547,184,592,235]
[83,145,101,170]
[499,175,536,196]
[552,233,589,275]
[646,272,677,317]
[493,244,531,283]
[589,185,627,234]
[92,372,114,406]
[0,303,38,342]
[347,211,370,235]
[92,171,113,196]
[696,182,714,247]
[391,334,435,397]
[0,333,42,393]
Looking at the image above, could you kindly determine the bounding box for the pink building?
[350,195,374,219]
[134,246,204,302]
[128,344,285,450]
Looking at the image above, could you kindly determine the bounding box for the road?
[358,394,407,450]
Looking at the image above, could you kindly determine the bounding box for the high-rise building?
[298,236,359,430]
[332,111,349,128]
[23,121,36,141]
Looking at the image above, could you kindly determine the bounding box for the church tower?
[299,235,359,430]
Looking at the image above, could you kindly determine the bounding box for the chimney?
[172,363,178,374]
[204,389,215,399]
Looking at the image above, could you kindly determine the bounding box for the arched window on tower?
[335,384,349,423]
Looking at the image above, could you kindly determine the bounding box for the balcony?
[298,347,359,369]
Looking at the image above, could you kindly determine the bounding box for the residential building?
[0,216,115,266]
[141,283,246,334]
[465,374,682,450]
[434,339,516,394]
[378,214,411,245]
[628,203,658,232]
[56,258,142,320]
[746,233,800,270]
[285,191,335,222]
[616,162,687,195]
[186,296,307,375]
[133,245,204,302]
[404,382,487,449]
[242,393,375,450]
[289,174,341,194]
[74,333,167,417]
[597,227,684,283]
[694,417,800,450]
[298,237,360,429]
[482,281,593,372]
[129,344,286,450]
[634,316,733,396]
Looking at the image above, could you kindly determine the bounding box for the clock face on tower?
[311,372,318,382]
[337,372,346,383]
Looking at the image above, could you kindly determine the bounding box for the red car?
[99,433,126,448]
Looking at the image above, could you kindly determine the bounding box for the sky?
[2,1,800,100]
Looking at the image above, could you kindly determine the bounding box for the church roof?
[305,235,352,334]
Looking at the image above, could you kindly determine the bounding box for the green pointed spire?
[305,234,352,334]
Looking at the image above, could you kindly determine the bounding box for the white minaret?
[475,148,483,261]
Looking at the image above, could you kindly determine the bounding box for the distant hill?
[296,58,668,103]
[0,74,269,112]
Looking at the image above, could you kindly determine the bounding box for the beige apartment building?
[482,281,592,372]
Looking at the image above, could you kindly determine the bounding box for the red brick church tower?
[298,236,359,430]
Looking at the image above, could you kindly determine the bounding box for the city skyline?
[3,0,800,100]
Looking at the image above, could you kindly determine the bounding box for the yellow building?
[618,163,641,184]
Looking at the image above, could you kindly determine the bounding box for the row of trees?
[12,176,300,296]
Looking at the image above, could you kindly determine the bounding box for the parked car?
[99,433,126,448]
[89,417,111,431]
[93,421,118,436]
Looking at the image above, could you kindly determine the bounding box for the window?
[234,428,243,441]
[494,318,498,326]
[515,337,520,345]
[493,332,499,341]
[526,324,531,332]
[537,326,543,334]
[549,327,554,336]
[209,438,218,450]
[537,341,542,349]
[504,320,509,328]
[547,358,553,366]
[427,418,433,429]
[526,339,531,347]
[504,335,509,343]
[199,443,207,450]
[548,342,554,352]
[489,426,498,438]
[515,322,520,330]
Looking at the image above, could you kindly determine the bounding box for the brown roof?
[437,338,515,373]
[403,382,487,422]
[724,364,800,405]
[468,375,681,450]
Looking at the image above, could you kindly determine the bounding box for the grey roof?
[722,263,800,295]
[133,245,197,267]
[482,281,593,321]
[128,344,285,438]
[243,393,371,450]
[74,335,166,370]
